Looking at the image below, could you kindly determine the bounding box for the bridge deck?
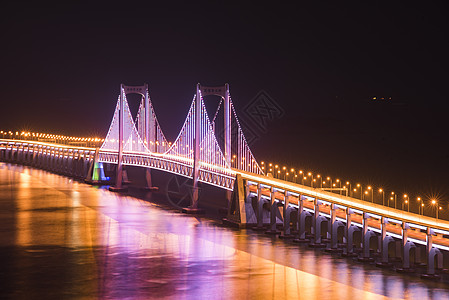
[240,170,449,249]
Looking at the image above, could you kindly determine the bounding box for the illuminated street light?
[308,172,313,188]
[317,174,322,188]
[431,199,441,219]
[367,186,373,203]
[378,188,385,206]
[336,179,341,194]
[403,194,410,212]
[327,177,333,192]
[346,181,351,196]
[391,192,397,209]
[417,197,422,215]
[356,183,363,200]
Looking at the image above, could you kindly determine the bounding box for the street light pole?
[391,192,397,209]
[356,184,363,200]
[379,188,385,206]
[431,199,441,219]
[403,194,409,212]
[367,186,373,203]
[336,179,341,194]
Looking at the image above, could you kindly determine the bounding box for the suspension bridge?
[1,83,449,279]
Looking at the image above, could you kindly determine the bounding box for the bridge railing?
[0,139,97,178]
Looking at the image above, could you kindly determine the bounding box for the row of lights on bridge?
[260,161,443,219]
[0,131,104,143]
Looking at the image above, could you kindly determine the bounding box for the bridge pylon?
[109,84,128,192]
[183,83,205,214]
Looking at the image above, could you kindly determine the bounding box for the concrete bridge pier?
[17,144,24,162]
[266,187,282,234]
[342,209,359,257]
[376,217,394,267]
[143,169,158,191]
[325,204,344,253]
[359,213,376,262]
[421,227,443,279]
[293,197,311,243]
[253,183,268,231]
[280,191,296,239]
[323,205,333,243]
[396,222,417,272]
[309,200,326,248]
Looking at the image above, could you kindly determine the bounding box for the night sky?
[1,2,448,204]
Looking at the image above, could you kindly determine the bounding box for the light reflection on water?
[0,163,448,299]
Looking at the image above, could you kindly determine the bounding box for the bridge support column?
[224,174,250,227]
[421,227,442,279]
[253,183,267,230]
[359,212,375,261]
[342,208,359,257]
[326,204,344,253]
[266,187,281,234]
[309,199,326,247]
[376,217,394,267]
[396,222,416,272]
[143,169,158,191]
[294,196,311,243]
[280,191,295,239]
[85,148,107,184]
[17,145,24,163]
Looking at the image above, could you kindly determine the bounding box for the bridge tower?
[109,84,127,191]
[109,83,152,192]
[187,83,232,212]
